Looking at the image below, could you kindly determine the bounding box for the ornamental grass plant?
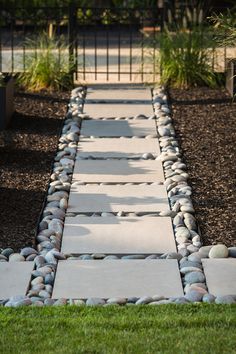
[158,26,219,89]
[17,32,74,92]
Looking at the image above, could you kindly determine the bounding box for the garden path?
[1,85,236,303]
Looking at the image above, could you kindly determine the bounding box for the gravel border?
[1,85,236,307]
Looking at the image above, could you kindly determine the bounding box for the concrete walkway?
[1,85,236,304]
[52,85,184,299]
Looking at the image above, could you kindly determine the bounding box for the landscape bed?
[169,87,236,247]
[0,90,70,251]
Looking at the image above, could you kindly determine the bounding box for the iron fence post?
[68,3,76,76]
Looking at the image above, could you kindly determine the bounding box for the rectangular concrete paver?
[73,160,164,183]
[83,103,153,119]
[52,259,183,299]
[67,185,169,213]
[77,138,160,158]
[86,87,152,101]
[81,120,157,137]
[202,259,236,296]
[61,216,176,255]
[0,262,33,300]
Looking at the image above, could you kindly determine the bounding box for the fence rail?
[0,4,231,83]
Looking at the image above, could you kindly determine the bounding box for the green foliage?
[0,305,236,353]
[17,33,74,92]
[210,8,236,47]
[158,27,219,89]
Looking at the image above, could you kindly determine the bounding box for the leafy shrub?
[17,33,74,92]
[210,8,236,47]
[158,27,219,89]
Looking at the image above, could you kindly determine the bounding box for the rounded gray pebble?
[135,296,153,305]
[185,290,203,302]
[86,298,106,306]
[202,294,216,303]
[209,245,229,259]
[228,247,236,258]
[1,248,14,258]
[215,295,236,304]
[184,271,205,284]
[107,297,127,305]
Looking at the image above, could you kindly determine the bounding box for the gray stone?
[149,299,173,305]
[44,298,56,306]
[86,298,106,306]
[184,214,197,230]
[26,254,37,261]
[104,256,119,260]
[215,295,236,304]
[0,255,8,261]
[9,253,25,262]
[185,290,203,302]
[228,247,236,258]
[1,248,14,258]
[188,253,203,262]
[53,298,68,306]
[20,247,38,257]
[180,267,203,275]
[180,260,202,269]
[187,245,200,254]
[127,297,139,303]
[74,299,86,306]
[135,296,153,305]
[107,297,127,305]
[174,297,190,304]
[176,227,190,239]
[39,290,51,299]
[209,245,229,259]
[184,271,205,284]
[166,252,182,261]
[31,276,44,286]
[199,246,213,258]
[178,249,190,257]
[45,274,54,285]
[202,294,216,303]
[34,256,46,268]
[121,255,145,259]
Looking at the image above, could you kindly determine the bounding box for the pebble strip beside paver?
[1,84,236,306]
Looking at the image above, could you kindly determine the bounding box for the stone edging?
[153,86,236,304]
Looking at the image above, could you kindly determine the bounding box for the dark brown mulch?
[0,90,70,251]
[169,87,236,247]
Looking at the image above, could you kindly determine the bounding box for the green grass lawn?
[0,304,236,354]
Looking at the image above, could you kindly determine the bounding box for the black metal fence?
[0,4,231,83]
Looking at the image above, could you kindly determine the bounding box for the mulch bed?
[0,90,70,251]
[169,87,236,247]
